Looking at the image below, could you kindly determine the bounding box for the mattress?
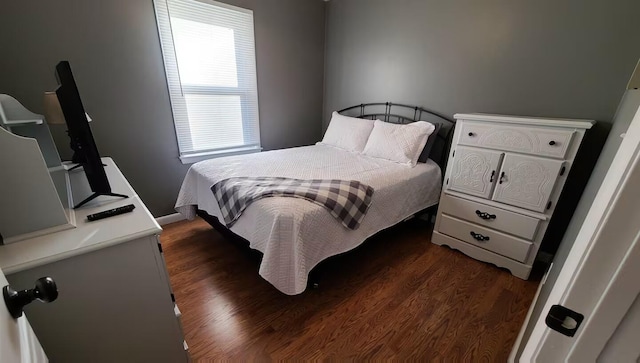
[175,144,442,295]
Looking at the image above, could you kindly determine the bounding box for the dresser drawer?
[458,122,574,159]
[440,194,541,240]
[438,215,532,263]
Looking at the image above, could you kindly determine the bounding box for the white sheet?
[175,144,442,295]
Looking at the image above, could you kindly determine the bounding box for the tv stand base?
[74,192,128,209]
[67,163,107,172]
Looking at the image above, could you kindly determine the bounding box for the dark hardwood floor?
[161,217,539,361]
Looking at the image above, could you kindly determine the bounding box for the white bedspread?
[175,144,441,295]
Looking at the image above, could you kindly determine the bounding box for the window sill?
[179,146,262,164]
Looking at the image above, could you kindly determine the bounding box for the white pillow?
[363,120,436,167]
[318,112,375,152]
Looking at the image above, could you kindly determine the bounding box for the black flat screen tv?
[55,61,127,208]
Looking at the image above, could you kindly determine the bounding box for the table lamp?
[43,91,92,164]
[43,91,92,124]
[43,92,66,125]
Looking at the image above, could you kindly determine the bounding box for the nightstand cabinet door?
[448,146,503,199]
[492,153,564,212]
[433,113,594,280]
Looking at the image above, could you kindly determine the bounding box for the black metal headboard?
[337,102,456,172]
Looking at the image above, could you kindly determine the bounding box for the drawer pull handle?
[489,170,496,183]
[499,172,506,184]
[470,231,490,241]
[549,140,557,146]
[475,210,497,220]
[468,132,475,137]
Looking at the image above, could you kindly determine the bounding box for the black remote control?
[87,204,136,221]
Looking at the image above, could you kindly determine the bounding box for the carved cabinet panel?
[491,154,564,212]
[447,146,503,199]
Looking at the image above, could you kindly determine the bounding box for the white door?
[447,146,503,199]
[0,268,47,363]
[519,104,640,361]
[492,153,564,212]
[597,294,640,361]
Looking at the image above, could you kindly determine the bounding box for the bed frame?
[337,102,456,172]
[336,102,455,222]
[196,102,455,286]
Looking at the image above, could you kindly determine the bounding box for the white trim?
[156,213,186,226]
[193,0,253,14]
[179,146,262,164]
[454,113,595,129]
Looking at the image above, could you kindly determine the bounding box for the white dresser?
[0,158,189,362]
[432,114,594,279]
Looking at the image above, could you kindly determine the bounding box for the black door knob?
[549,140,557,146]
[3,277,58,319]
[468,132,475,137]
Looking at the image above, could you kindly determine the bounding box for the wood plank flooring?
[161,217,539,361]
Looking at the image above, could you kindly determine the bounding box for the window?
[154,0,261,163]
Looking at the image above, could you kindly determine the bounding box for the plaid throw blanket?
[211,177,375,230]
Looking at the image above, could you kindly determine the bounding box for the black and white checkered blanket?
[211,177,375,230]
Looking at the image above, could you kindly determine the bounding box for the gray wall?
[323,0,640,127]
[0,0,325,216]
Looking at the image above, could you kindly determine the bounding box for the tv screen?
[55,61,126,208]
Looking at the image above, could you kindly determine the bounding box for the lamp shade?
[43,92,66,125]
[43,91,92,124]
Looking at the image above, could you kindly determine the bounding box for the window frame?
[153,0,262,164]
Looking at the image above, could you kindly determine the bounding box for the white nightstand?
[432,114,594,279]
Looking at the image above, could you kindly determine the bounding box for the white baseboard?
[156,213,186,226]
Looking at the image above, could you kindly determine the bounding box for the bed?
[175,102,455,295]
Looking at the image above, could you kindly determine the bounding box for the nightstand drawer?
[458,122,574,159]
[440,194,540,240]
[439,215,532,263]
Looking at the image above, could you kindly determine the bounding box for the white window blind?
[154,0,261,163]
